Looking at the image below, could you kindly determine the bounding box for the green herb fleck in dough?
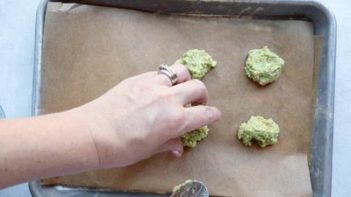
[181,126,209,148]
[245,46,284,86]
[177,49,217,79]
[238,116,280,148]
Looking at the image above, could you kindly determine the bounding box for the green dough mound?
[238,116,279,148]
[245,46,284,86]
[177,49,217,79]
[181,126,209,148]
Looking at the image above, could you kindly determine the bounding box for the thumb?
[158,138,184,157]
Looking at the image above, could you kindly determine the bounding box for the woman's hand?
[0,63,221,188]
[77,63,221,168]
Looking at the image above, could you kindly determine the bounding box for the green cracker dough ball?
[245,46,284,86]
[238,116,279,148]
[181,126,209,148]
[177,49,217,79]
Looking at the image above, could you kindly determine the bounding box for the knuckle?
[157,90,173,101]
[192,79,202,84]
[193,79,206,89]
[193,79,208,96]
[199,84,208,94]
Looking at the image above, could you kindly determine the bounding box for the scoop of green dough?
[181,126,209,148]
[245,46,284,86]
[238,116,279,148]
[177,49,217,79]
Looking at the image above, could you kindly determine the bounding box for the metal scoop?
[170,180,209,197]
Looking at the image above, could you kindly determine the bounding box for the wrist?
[58,108,101,170]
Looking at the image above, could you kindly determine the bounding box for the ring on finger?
[158,64,178,85]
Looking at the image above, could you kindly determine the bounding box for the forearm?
[0,109,99,188]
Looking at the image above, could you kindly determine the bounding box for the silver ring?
[158,64,178,85]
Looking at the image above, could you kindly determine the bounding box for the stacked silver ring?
[158,64,178,85]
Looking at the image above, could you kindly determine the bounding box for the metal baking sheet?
[0,105,5,119]
[29,0,336,196]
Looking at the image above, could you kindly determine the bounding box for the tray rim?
[0,105,5,118]
[30,0,336,197]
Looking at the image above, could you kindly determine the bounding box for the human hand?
[75,63,221,168]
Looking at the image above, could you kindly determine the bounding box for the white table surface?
[0,0,349,196]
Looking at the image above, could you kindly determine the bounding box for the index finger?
[176,106,222,137]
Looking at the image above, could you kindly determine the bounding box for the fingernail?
[171,150,182,157]
[215,108,222,120]
[207,107,222,121]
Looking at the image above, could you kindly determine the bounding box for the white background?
[0,0,349,196]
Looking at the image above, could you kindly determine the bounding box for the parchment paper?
[40,3,316,196]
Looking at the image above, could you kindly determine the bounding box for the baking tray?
[0,105,5,119]
[29,0,336,196]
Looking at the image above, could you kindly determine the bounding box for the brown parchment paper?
[40,3,316,196]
